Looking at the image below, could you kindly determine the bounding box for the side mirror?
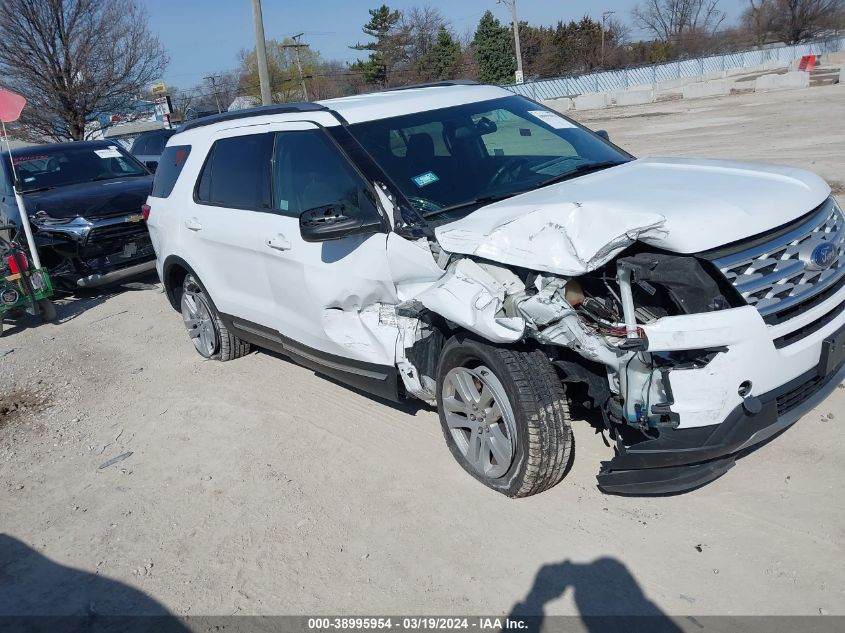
[144,160,159,173]
[596,130,610,142]
[299,202,383,243]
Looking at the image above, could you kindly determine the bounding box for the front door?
[262,125,398,365]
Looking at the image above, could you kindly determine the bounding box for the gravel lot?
[2,84,845,619]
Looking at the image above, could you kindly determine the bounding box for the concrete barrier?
[754,71,810,91]
[682,79,732,99]
[540,97,574,113]
[573,92,611,110]
[613,88,654,106]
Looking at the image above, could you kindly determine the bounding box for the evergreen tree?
[350,5,407,86]
[425,27,461,80]
[472,11,516,84]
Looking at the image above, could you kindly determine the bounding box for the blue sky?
[145,0,749,88]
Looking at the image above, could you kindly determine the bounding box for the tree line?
[0,0,843,141]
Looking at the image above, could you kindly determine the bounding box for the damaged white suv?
[146,83,845,496]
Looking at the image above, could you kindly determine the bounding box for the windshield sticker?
[412,171,439,188]
[528,110,575,129]
[94,148,122,159]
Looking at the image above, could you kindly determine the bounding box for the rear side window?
[145,134,166,155]
[195,134,273,210]
[131,136,148,155]
[151,145,191,198]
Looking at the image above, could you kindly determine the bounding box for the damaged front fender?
[413,258,525,343]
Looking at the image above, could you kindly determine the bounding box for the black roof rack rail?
[177,102,329,132]
[383,80,481,92]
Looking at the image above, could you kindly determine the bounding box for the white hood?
[434,157,831,276]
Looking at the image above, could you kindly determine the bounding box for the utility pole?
[204,75,222,113]
[284,33,309,101]
[251,0,273,105]
[601,10,615,68]
[498,0,524,84]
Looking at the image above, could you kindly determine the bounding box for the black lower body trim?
[597,357,845,495]
[219,313,400,402]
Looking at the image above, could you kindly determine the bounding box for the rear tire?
[436,334,573,498]
[180,274,250,361]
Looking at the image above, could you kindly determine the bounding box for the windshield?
[9,144,148,192]
[346,95,630,219]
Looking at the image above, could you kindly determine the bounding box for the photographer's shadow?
[0,533,188,631]
[509,558,683,633]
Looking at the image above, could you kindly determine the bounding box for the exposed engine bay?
[387,241,738,446]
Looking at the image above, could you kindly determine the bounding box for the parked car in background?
[129,129,177,172]
[0,140,155,290]
[147,83,845,497]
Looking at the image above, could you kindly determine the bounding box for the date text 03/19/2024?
[307,618,529,630]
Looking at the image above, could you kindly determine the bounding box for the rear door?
[181,128,281,328]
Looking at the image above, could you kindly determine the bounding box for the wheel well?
[163,260,190,310]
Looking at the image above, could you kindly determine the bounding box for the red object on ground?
[798,55,816,71]
[0,89,26,123]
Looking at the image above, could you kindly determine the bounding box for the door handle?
[266,233,291,251]
[184,217,202,231]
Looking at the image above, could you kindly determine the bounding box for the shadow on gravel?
[509,557,683,633]
[0,534,188,631]
[0,273,160,336]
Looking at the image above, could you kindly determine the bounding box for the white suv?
[146,82,845,497]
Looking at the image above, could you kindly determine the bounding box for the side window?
[471,109,577,158]
[151,145,192,198]
[131,137,148,155]
[195,133,273,210]
[146,135,165,155]
[0,164,11,195]
[272,130,375,218]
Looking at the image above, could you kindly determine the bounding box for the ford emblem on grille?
[804,241,837,271]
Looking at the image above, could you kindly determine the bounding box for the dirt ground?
[2,84,845,619]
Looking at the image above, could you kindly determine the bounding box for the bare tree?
[0,0,168,141]
[775,0,843,43]
[742,0,843,44]
[744,0,773,45]
[633,0,726,45]
[401,5,449,67]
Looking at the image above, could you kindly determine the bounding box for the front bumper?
[598,359,845,494]
[34,215,155,289]
[597,279,845,494]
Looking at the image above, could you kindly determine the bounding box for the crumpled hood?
[434,157,831,276]
[22,176,153,220]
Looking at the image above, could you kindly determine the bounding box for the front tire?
[436,335,573,498]
[180,274,250,361]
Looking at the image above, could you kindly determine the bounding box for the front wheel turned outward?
[180,274,250,361]
[436,336,573,498]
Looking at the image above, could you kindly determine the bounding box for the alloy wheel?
[181,287,218,357]
[441,365,517,479]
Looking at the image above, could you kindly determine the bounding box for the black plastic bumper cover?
[597,359,845,495]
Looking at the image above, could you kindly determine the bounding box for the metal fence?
[503,36,845,101]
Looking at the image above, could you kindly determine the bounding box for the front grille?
[85,221,150,245]
[775,372,825,416]
[81,220,152,262]
[711,198,845,320]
